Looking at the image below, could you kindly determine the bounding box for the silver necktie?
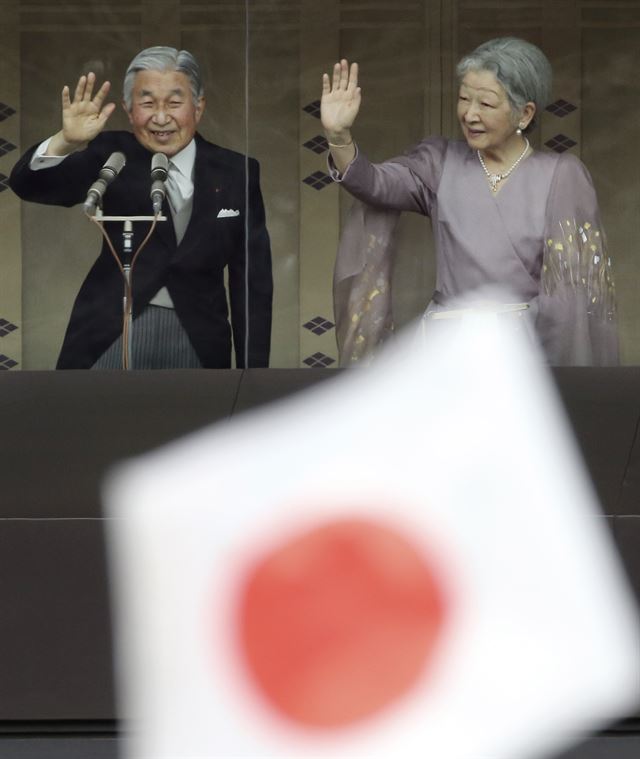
[165,163,193,244]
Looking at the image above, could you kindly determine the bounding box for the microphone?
[150,152,169,215]
[83,152,126,214]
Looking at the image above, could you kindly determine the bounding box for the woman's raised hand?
[50,72,116,155]
[321,59,361,140]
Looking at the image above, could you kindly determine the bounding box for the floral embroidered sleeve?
[332,138,447,366]
[537,154,618,365]
[333,202,401,365]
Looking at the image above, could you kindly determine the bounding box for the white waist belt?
[425,302,530,321]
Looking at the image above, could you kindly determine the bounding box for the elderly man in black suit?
[10,46,273,369]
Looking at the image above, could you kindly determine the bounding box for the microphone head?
[83,178,108,214]
[99,151,127,181]
[151,152,169,182]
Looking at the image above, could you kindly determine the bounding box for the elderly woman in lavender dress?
[320,37,617,366]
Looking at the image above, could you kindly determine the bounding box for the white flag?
[104,305,640,759]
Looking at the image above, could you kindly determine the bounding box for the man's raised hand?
[48,72,116,156]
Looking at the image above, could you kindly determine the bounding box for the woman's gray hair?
[123,46,204,110]
[456,37,552,132]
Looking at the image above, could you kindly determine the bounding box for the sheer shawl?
[333,200,401,366]
[333,139,444,366]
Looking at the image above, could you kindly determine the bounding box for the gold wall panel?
[582,20,640,364]
[0,0,21,369]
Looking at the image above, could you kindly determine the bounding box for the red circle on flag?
[237,518,447,729]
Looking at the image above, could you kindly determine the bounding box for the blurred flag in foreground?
[104,305,640,759]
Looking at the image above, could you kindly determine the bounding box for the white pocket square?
[217,208,240,218]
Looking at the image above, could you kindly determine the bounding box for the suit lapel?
[175,136,233,258]
[154,135,241,262]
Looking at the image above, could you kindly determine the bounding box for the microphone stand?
[94,208,167,370]
[122,220,134,370]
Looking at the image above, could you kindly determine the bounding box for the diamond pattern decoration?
[0,354,18,370]
[545,134,577,153]
[303,135,329,154]
[303,170,333,190]
[0,172,9,193]
[0,319,18,337]
[303,352,336,368]
[302,100,321,119]
[303,316,335,335]
[545,99,577,118]
[0,103,16,122]
[0,138,16,156]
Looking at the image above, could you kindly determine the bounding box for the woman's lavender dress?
[331,138,617,366]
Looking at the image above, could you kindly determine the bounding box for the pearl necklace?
[477,137,530,192]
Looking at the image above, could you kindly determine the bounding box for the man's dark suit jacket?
[9,131,273,369]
